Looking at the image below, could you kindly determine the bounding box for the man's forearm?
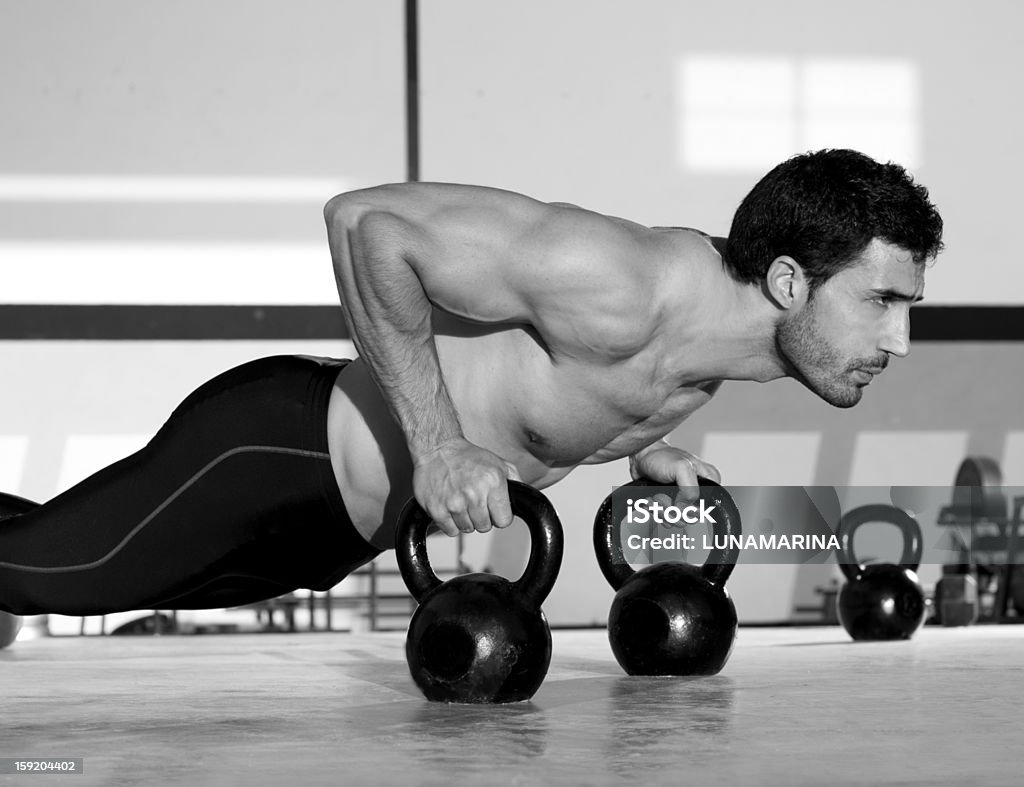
[324,197,463,460]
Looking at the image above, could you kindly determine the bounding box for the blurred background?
[1,0,1021,631]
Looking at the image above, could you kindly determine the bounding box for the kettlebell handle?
[836,504,923,581]
[395,480,564,608]
[593,477,742,591]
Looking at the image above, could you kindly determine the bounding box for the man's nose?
[879,306,911,358]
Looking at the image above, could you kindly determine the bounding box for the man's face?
[776,239,925,408]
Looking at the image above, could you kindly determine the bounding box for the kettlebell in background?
[933,572,979,627]
[836,504,927,641]
[594,477,742,676]
[396,481,564,703]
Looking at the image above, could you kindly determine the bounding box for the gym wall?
[1,0,1021,625]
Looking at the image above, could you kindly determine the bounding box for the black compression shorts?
[0,355,382,616]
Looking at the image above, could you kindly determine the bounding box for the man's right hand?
[412,438,522,537]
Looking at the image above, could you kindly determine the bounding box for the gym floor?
[3,625,1021,786]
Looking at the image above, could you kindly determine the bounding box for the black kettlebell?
[594,478,742,676]
[396,480,564,703]
[836,504,926,641]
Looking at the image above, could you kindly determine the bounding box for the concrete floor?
[1,625,1022,786]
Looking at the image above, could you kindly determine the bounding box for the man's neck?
[657,265,789,387]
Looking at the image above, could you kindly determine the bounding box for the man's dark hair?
[724,149,944,292]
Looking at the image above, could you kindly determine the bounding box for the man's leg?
[0,355,381,617]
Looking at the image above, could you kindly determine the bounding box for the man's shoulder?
[539,207,704,268]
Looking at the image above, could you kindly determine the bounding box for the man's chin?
[798,377,864,408]
[820,384,864,409]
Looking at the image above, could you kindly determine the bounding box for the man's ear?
[765,256,808,309]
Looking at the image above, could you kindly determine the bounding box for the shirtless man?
[0,149,943,633]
